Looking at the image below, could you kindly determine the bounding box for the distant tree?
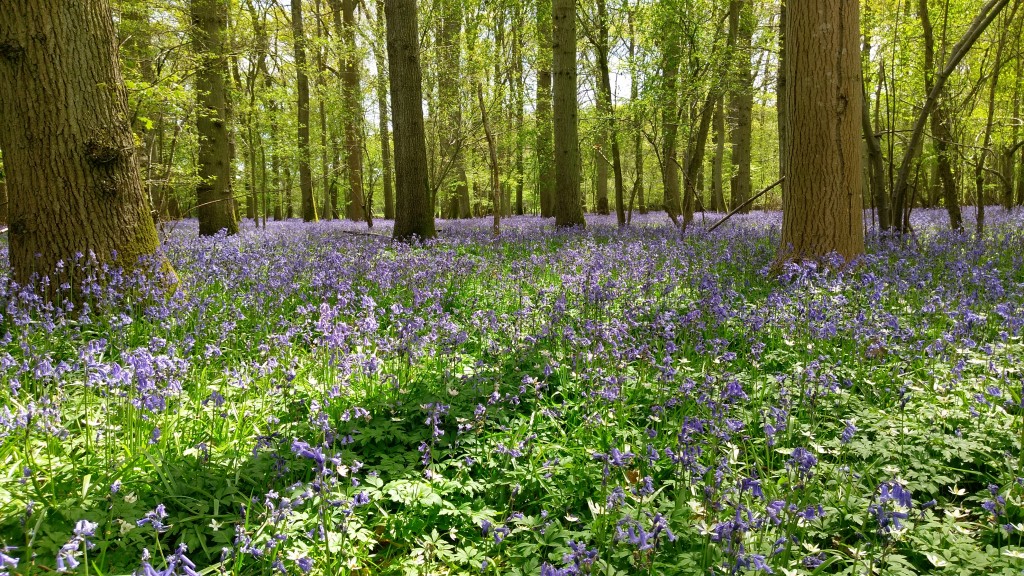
[386,0,436,240]
[779,0,864,262]
[727,0,754,213]
[372,0,396,220]
[0,0,168,287]
[552,0,585,227]
[192,0,239,235]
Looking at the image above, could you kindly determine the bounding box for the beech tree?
[553,0,585,227]
[192,0,239,235]
[0,0,166,286]
[386,0,436,240]
[779,0,864,262]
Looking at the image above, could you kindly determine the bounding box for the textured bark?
[552,0,585,227]
[374,0,395,220]
[191,0,238,235]
[712,96,726,212]
[536,0,555,217]
[292,0,317,222]
[628,9,645,216]
[728,0,754,212]
[386,0,435,240]
[779,0,864,262]
[0,0,166,287]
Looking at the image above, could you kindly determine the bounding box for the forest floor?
[2,209,1024,575]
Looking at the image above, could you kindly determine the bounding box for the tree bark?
[776,0,788,206]
[436,0,470,220]
[386,0,436,240]
[728,0,754,213]
[779,0,864,262]
[712,96,726,212]
[478,84,500,235]
[373,0,395,220]
[659,34,682,220]
[0,0,168,287]
[553,0,585,227]
[191,0,239,235]
[684,94,715,226]
[293,0,317,221]
[536,0,555,218]
[329,0,366,223]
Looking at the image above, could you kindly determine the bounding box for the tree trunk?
[592,0,626,227]
[0,0,168,287]
[478,84,500,236]
[862,83,888,231]
[513,24,526,217]
[628,8,646,216]
[918,0,962,230]
[659,35,682,220]
[293,0,317,221]
[0,180,7,226]
[536,0,555,217]
[386,0,436,240]
[329,0,366,223]
[553,0,585,227]
[436,0,469,220]
[373,0,395,220]
[594,121,610,215]
[728,0,754,212]
[712,96,726,212]
[684,94,715,227]
[776,0,788,206]
[779,0,864,262]
[191,0,238,235]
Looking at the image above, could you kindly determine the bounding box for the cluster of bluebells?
[3,210,1024,574]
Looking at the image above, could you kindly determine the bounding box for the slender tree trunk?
[592,0,626,227]
[684,94,715,226]
[386,0,436,240]
[478,84,500,235]
[776,0,788,205]
[513,25,526,217]
[918,0,961,230]
[862,83,888,230]
[0,0,169,287]
[192,0,239,235]
[373,0,395,220]
[293,0,317,221]
[779,0,864,262]
[316,2,333,221]
[628,8,646,216]
[659,36,682,220]
[728,0,754,212]
[330,0,366,223]
[436,0,469,220]
[712,96,726,212]
[553,0,585,227]
[536,0,556,218]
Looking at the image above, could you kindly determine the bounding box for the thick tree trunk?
[191,0,239,235]
[553,0,585,227]
[659,37,682,220]
[0,180,7,226]
[386,0,436,240]
[373,0,396,220]
[292,0,317,222]
[728,0,754,212]
[779,0,864,262]
[0,0,167,287]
